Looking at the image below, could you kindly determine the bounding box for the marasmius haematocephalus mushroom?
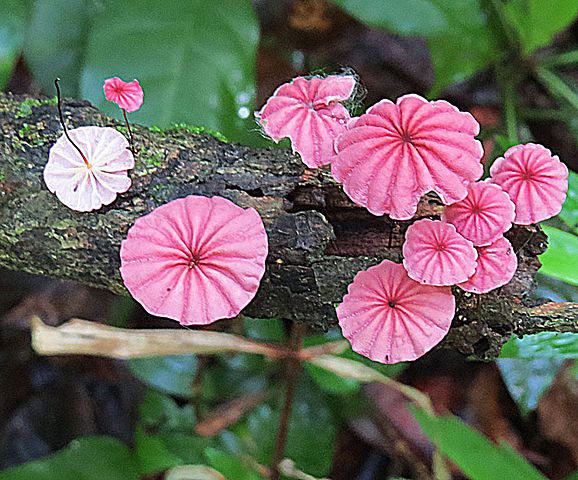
[402,219,478,286]
[331,94,484,220]
[104,77,144,153]
[458,236,518,294]
[43,79,134,212]
[256,75,356,168]
[442,181,516,246]
[489,143,568,225]
[120,195,268,325]
[337,260,455,364]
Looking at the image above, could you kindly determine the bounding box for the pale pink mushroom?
[120,195,268,326]
[489,143,568,225]
[402,219,478,286]
[43,126,134,212]
[442,181,516,246]
[104,77,144,112]
[256,75,356,168]
[458,236,517,294]
[337,259,455,364]
[332,94,484,220]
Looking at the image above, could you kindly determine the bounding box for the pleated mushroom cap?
[256,75,356,168]
[489,143,568,225]
[120,195,268,325]
[332,94,484,220]
[337,260,455,364]
[43,126,134,212]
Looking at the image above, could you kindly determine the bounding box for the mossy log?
[0,92,576,360]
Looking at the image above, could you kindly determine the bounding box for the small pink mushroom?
[458,236,518,294]
[256,75,356,168]
[104,77,144,112]
[337,259,455,364]
[43,126,134,212]
[489,143,568,225]
[402,219,478,286]
[120,195,268,326]
[332,94,484,220]
[442,181,516,246]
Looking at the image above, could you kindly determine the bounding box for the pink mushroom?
[43,126,134,212]
[442,181,516,246]
[489,143,568,225]
[402,219,478,286]
[332,94,484,220]
[337,259,455,364]
[256,75,356,168]
[458,236,518,294]
[120,195,268,325]
[104,77,144,112]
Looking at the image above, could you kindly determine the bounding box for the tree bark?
[0,92,576,360]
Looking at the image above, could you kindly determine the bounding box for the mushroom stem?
[122,109,136,155]
[54,78,91,168]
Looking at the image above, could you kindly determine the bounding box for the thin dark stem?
[54,78,90,168]
[269,323,303,480]
[122,109,136,154]
[192,355,209,422]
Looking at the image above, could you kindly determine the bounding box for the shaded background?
[1,0,578,479]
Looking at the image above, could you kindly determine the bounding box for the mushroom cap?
[256,75,356,168]
[43,126,134,212]
[120,195,268,325]
[104,77,144,112]
[402,219,478,286]
[337,259,455,364]
[458,236,517,294]
[331,94,484,220]
[442,181,516,246]
[489,143,568,225]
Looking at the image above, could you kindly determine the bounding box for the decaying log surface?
[0,92,576,360]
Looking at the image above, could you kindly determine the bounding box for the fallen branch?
[1,92,576,360]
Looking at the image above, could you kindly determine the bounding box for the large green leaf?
[204,449,261,480]
[497,358,562,413]
[0,0,31,89]
[22,0,93,97]
[500,332,578,359]
[504,0,578,55]
[0,437,139,480]
[330,0,499,95]
[540,226,578,286]
[412,409,548,480]
[80,0,259,143]
[128,355,198,398]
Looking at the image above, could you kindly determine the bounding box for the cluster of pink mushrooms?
[43,74,568,364]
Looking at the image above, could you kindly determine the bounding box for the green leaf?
[539,226,578,286]
[135,427,184,476]
[504,0,578,55]
[411,409,548,480]
[330,0,499,96]
[0,437,139,480]
[330,0,449,36]
[558,170,578,234]
[497,358,562,413]
[500,332,578,359]
[243,317,286,343]
[427,0,499,95]
[22,0,93,97]
[80,0,260,143]
[128,355,198,398]
[0,0,31,89]
[204,448,261,480]
[246,378,337,477]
